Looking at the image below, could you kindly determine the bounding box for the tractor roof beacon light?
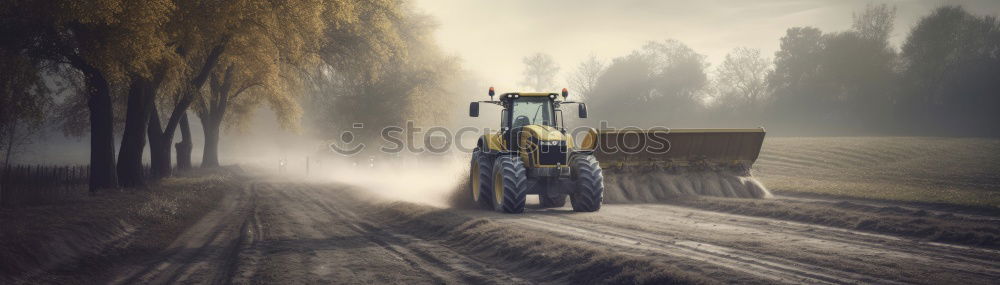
[561,88,569,99]
[489,86,495,100]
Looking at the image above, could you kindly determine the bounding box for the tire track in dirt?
[103,172,999,284]
[297,184,532,284]
[594,204,1000,274]
[236,182,531,284]
[242,182,447,284]
[510,217,864,284]
[110,180,256,285]
[461,203,1000,285]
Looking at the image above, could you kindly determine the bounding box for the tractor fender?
[578,127,599,150]
[478,134,506,153]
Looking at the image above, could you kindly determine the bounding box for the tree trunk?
[85,70,118,192]
[1,120,17,207]
[175,113,193,170]
[200,115,221,168]
[150,42,226,174]
[148,104,172,179]
[145,41,228,178]
[67,54,118,192]
[117,78,154,187]
[200,64,235,168]
[161,43,227,144]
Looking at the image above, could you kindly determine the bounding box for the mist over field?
[5,0,999,167]
[2,1,1000,284]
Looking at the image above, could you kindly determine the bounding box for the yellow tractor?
[469,87,602,213]
[468,87,769,213]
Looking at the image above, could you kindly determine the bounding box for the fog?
[415,0,1000,89]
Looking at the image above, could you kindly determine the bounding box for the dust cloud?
[308,156,470,208]
[306,156,774,209]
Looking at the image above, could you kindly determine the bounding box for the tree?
[145,0,244,178]
[817,30,897,131]
[900,6,1000,136]
[587,39,709,126]
[0,51,53,205]
[586,53,654,126]
[641,40,710,109]
[766,27,827,130]
[0,0,174,191]
[520,53,560,91]
[713,47,771,115]
[305,5,458,150]
[853,3,897,43]
[195,55,285,167]
[568,55,605,101]
[763,3,900,135]
[118,63,178,186]
[145,0,332,176]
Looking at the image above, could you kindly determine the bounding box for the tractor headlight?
[514,94,520,98]
[549,94,556,99]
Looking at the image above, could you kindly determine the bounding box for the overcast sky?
[413,0,1000,92]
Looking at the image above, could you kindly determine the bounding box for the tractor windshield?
[509,97,554,128]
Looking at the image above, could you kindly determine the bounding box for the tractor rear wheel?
[570,154,604,212]
[470,150,493,209]
[492,155,527,213]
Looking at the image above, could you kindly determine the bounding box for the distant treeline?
[578,5,999,137]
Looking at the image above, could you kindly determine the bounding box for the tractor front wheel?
[470,150,493,209]
[570,154,604,212]
[492,155,527,213]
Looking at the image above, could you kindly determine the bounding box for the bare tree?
[714,47,771,111]
[568,55,605,101]
[0,52,52,205]
[520,53,560,91]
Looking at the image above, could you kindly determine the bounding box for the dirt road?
[106,178,1000,284]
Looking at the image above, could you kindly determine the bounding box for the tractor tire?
[570,154,604,212]
[539,192,567,208]
[491,155,527,213]
[470,150,494,209]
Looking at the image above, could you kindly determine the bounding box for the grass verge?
[0,168,235,284]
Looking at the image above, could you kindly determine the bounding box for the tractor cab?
[470,87,587,135]
[502,93,557,129]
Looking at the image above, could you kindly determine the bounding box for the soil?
[33,178,995,284]
[3,137,1000,284]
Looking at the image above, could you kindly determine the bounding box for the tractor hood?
[521,125,573,146]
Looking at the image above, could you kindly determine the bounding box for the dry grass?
[755,137,1000,208]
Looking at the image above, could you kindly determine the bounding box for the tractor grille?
[538,143,567,166]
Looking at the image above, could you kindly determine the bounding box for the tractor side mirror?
[578,103,588,118]
[469,102,480,117]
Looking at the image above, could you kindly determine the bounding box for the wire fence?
[0,164,151,208]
